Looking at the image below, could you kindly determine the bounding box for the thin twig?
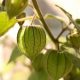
[17,16,33,22]
[30,14,36,25]
[56,27,68,40]
[56,22,71,40]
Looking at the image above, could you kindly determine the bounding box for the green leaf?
[8,46,24,63]
[75,19,80,25]
[56,5,80,32]
[44,13,65,23]
[0,11,17,36]
[56,5,72,19]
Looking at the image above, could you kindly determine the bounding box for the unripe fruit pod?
[5,0,28,18]
[17,26,46,60]
[69,34,80,49]
[43,50,73,80]
[32,53,44,71]
[23,26,46,60]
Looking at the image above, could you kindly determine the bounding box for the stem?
[32,0,58,44]
[56,21,71,40]
[56,5,80,32]
[17,16,33,22]
[31,14,36,25]
[56,27,68,40]
[68,16,80,32]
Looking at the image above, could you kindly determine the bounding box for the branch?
[32,0,58,44]
[56,27,68,40]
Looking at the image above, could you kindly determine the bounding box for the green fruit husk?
[5,0,28,18]
[43,50,73,80]
[23,26,46,60]
[17,26,46,60]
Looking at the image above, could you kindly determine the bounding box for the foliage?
[0,0,80,80]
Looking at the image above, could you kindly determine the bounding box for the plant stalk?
[17,16,33,22]
[32,0,58,46]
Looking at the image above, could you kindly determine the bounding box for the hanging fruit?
[5,0,28,18]
[17,26,46,60]
[43,49,73,80]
